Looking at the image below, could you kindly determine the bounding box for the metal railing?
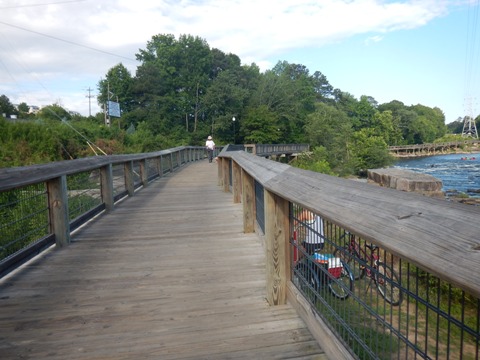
[0,146,205,278]
[290,207,479,360]
[218,150,480,360]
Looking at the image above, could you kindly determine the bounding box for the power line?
[0,0,87,10]
[0,20,137,62]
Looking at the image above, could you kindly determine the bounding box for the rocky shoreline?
[445,190,480,206]
[367,168,480,206]
[390,147,480,206]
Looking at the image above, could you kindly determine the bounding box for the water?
[394,153,480,197]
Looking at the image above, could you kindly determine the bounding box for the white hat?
[207,135,212,140]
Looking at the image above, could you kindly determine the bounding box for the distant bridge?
[388,139,480,157]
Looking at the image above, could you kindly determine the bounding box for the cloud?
[0,0,454,115]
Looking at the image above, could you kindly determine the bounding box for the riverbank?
[392,148,480,158]
[393,152,480,205]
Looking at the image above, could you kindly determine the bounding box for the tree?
[311,71,334,103]
[17,102,29,113]
[378,101,446,145]
[408,115,437,144]
[241,105,281,144]
[0,95,16,117]
[98,63,135,115]
[369,110,402,145]
[410,104,445,140]
[37,104,71,121]
[350,128,394,175]
[446,118,464,134]
[250,61,315,143]
[304,102,354,174]
[293,146,335,175]
[201,68,251,141]
[134,34,213,133]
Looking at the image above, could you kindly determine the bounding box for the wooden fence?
[218,148,480,359]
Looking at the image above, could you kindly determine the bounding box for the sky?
[1,0,479,124]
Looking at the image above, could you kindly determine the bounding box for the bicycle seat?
[365,243,378,250]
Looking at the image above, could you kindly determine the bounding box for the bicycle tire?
[293,260,320,303]
[374,262,403,306]
[333,246,364,280]
[328,260,354,300]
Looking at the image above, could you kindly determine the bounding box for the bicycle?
[292,225,354,300]
[333,231,403,306]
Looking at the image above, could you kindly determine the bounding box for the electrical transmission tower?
[462,97,478,138]
[462,116,478,138]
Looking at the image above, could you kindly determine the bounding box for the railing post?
[217,157,223,187]
[100,164,114,212]
[124,161,134,196]
[139,159,148,188]
[264,189,289,305]
[169,154,174,173]
[223,159,230,193]
[156,156,163,178]
[47,175,70,247]
[241,169,255,233]
[232,161,241,203]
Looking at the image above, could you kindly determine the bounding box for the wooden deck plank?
[0,160,325,359]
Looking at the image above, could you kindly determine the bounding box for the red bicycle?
[333,231,403,306]
[292,225,354,300]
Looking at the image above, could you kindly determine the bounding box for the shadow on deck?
[0,161,326,359]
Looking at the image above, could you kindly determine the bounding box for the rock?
[367,168,444,198]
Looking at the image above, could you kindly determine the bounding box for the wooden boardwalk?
[0,161,326,360]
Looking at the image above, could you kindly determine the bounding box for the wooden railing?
[217,147,480,359]
[0,146,206,277]
[245,143,310,157]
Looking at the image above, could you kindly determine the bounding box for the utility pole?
[105,82,111,127]
[85,87,94,117]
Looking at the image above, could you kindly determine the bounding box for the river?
[393,153,480,198]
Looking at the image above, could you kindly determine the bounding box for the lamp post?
[232,116,236,144]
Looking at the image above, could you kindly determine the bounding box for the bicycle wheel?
[374,262,403,306]
[293,261,320,303]
[333,246,364,280]
[328,260,354,300]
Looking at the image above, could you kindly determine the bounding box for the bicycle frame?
[292,223,353,300]
[336,231,403,306]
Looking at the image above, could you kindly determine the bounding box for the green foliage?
[434,133,465,143]
[37,104,71,121]
[446,118,464,134]
[0,32,454,175]
[0,94,17,116]
[0,186,49,260]
[17,102,29,113]
[303,102,354,175]
[98,63,135,113]
[350,128,395,175]
[241,105,281,144]
[293,147,335,175]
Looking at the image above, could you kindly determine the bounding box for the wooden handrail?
[0,146,198,192]
[219,150,480,299]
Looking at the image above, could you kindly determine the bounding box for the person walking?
[205,135,215,163]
